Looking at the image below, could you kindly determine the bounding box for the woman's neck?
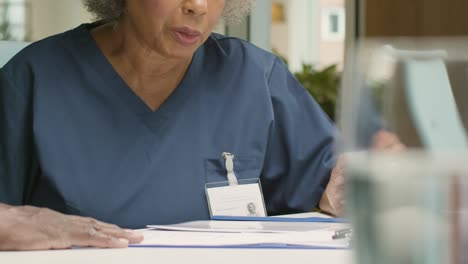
[90,20,193,111]
[91,20,192,82]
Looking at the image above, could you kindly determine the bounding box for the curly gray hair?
[82,0,255,25]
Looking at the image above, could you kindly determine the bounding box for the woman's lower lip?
[172,31,201,46]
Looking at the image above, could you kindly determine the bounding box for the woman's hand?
[319,130,406,216]
[319,154,346,216]
[0,204,143,251]
[371,130,406,152]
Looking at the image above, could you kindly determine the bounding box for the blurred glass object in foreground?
[338,38,468,264]
[347,152,468,264]
[339,38,468,151]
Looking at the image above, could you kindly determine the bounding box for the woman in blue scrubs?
[0,0,404,250]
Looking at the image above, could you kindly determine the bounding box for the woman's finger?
[98,226,144,244]
[63,216,143,247]
[68,226,129,249]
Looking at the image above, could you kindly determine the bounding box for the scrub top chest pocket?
[204,153,267,217]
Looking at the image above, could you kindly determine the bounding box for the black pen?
[332,228,352,240]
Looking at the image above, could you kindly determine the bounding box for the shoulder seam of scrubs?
[266,57,280,85]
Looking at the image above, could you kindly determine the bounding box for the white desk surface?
[1,247,352,264]
[0,212,352,264]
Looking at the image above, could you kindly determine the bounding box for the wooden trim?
[363,0,468,36]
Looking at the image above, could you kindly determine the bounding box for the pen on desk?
[332,228,352,240]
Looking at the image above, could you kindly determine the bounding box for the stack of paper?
[130,216,351,249]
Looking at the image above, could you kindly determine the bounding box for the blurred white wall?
[287,0,320,72]
[26,0,90,41]
[249,0,271,51]
[270,0,288,57]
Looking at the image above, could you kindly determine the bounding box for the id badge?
[205,152,267,217]
[206,178,267,217]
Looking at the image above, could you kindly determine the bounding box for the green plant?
[0,3,13,40]
[294,64,340,120]
[273,49,340,120]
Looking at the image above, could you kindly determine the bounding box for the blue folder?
[211,215,349,223]
[129,244,349,250]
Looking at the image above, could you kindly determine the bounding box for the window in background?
[0,0,26,40]
[321,7,345,41]
[329,13,339,33]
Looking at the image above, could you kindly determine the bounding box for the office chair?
[0,40,29,67]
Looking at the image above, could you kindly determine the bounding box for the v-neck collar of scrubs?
[71,23,201,132]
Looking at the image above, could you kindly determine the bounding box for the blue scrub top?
[0,23,336,228]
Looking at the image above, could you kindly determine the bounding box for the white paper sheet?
[133,229,350,249]
[147,220,349,234]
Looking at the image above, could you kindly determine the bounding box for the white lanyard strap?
[222,152,239,186]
